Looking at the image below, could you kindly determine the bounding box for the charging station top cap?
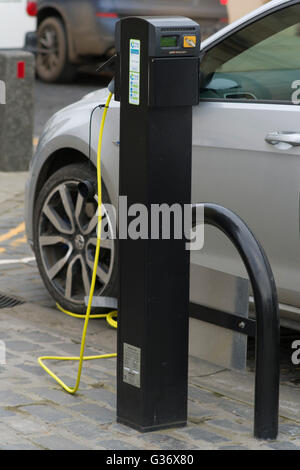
[116,16,200,58]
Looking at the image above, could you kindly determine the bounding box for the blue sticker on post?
[129,39,140,106]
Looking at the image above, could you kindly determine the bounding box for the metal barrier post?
[192,203,280,440]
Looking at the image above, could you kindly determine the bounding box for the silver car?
[25,0,300,328]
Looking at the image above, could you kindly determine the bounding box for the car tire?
[36,16,76,83]
[33,163,118,314]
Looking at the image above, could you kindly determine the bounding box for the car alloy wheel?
[38,179,115,306]
[38,24,59,75]
[36,17,76,83]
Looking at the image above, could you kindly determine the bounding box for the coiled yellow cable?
[38,93,118,394]
[55,302,117,321]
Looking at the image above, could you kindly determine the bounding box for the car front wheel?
[33,164,117,314]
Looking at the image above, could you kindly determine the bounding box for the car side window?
[200,4,300,103]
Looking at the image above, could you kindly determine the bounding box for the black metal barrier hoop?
[192,203,280,440]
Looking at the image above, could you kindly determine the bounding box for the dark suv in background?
[26,0,228,82]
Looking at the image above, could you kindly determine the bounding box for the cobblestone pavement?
[0,172,53,307]
[1,173,300,450]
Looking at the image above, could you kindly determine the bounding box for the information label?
[129,39,140,106]
[123,343,141,388]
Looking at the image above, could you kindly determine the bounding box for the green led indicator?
[160,36,178,48]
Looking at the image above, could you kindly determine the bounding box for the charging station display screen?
[160,36,178,48]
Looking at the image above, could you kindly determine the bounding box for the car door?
[191,1,300,309]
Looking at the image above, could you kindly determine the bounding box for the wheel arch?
[34,148,91,205]
[38,6,63,25]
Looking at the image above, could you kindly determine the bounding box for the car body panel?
[25,88,120,245]
[192,100,300,309]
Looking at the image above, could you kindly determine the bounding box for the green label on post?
[129,39,140,106]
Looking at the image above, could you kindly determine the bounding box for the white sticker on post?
[129,39,140,106]
[123,343,141,388]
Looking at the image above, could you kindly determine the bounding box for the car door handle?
[265,131,300,147]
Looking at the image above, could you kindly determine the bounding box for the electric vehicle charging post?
[115,17,200,432]
[34,14,280,441]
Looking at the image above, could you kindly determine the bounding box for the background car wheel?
[33,164,118,314]
[36,16,76,83]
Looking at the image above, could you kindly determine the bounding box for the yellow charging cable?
[55,303,118,330]
[38,92,117,394]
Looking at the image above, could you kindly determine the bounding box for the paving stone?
[7,416,49,434]
[15,363,48,376]
[21,331,61,343]
[0,366,8,376]
[208,418,251,434]
[268,441,300,450]
[3,351,18,360]
[0,441,42,450]
[83,387,116,408]
[5,340,42,353]
[138,433,195,451]
[31,387,82,406]
[60,420,109,441]
[97,439,141,450]
[52,342,100,357]
[0,407,15,418]
[1,375,32,386]
[181,426,230,444]
[40,374,82,388]
[0,423,25,444]
[31,434,91,450]
[219,445,249,450]
[188,402,217,421]
[0,390,33,406]
[188,386,219,404]
[20,404,72,423]
[83,368,111,381]
[0,332,12,340]
[280,423,300,437]
[216,398,253,420]
[109,422,139,436]
[97,359,117,373]
[70,403,115,424]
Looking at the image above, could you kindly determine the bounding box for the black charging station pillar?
[115,17,200,432]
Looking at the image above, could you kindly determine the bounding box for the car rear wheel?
[36,16,76,83]
[33,164,117,314]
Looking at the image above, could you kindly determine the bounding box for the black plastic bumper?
[24,31,38,54]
